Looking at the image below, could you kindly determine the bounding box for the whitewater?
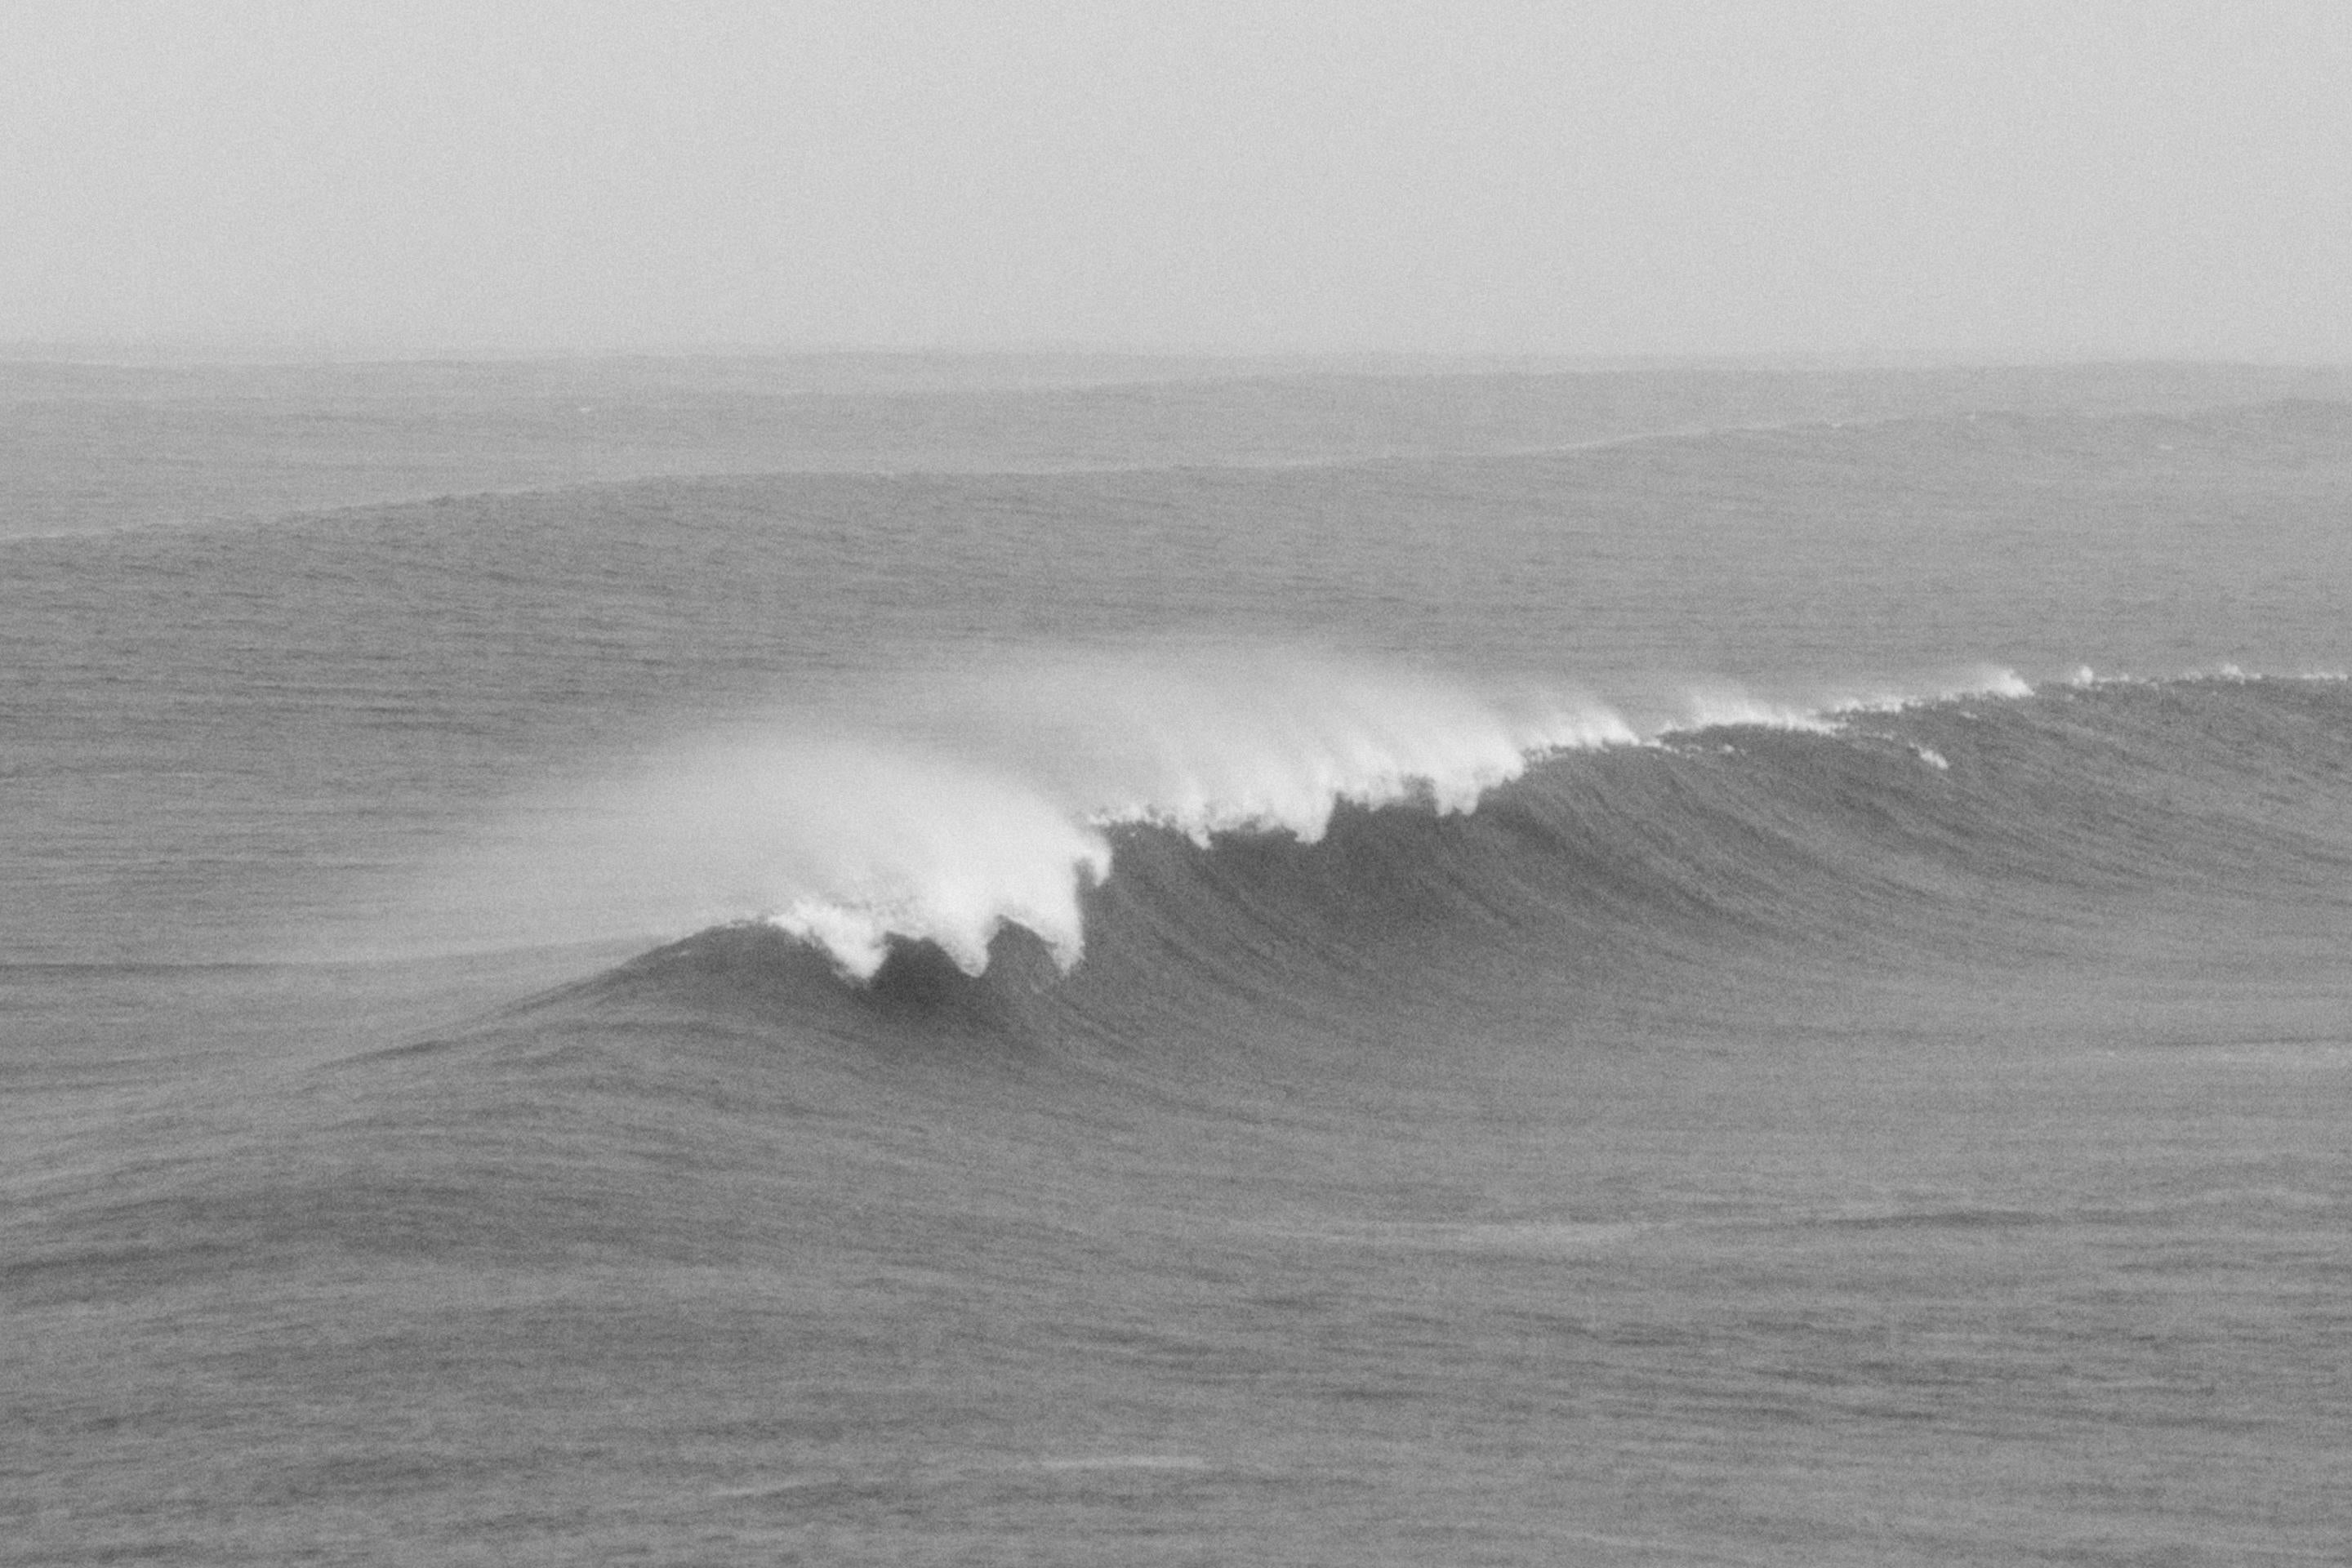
[5,358,2350,1566]
[402,649,2056,982]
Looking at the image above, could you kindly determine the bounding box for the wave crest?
[753,652,1633,976]
[403,649,1636,978]
[396,650,2100,981]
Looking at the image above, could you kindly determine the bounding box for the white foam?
[991,655,1640,843]
[749,653,1634,974]
[1818,665,2034,713]
[559,733,1112,979]
[1657,666,2033,740]
[1672,686,1843,734]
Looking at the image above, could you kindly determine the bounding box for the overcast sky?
[6,2,2346,360]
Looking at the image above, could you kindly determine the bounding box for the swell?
[557,675,2352,1054]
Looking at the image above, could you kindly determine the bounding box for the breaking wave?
[412,648,1635,976]
[396,653,2348,991]
[524,666,2352,1076]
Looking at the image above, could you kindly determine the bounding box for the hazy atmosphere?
[8,0,2348,359]
[13,7,2352,1565]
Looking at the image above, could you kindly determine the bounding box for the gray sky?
[7,1,2347,359]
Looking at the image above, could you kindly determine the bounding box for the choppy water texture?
[5,358,2350,1564]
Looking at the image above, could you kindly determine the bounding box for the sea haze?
[5,358,2350,1564]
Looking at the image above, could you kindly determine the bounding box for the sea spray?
[755,650,1637,975]
[394,647,1637,976]
[1668,666,2034,736]
[382,649,2082,980]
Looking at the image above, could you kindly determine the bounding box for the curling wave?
[734,656,2049,979]
[428,649,1636,977]
[404,656,2350,993]
[527,669,2352,1084]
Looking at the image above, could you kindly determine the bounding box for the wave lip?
[1081,685,1639,845]
[1659,666,2037,739]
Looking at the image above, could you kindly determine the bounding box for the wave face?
[556,672,2352,1057]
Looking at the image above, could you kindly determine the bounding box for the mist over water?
[390,647,2066,982]
[7,361,2351,1563]
[393,647,1637,975]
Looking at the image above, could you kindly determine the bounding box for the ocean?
[4,356,2350,1564]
